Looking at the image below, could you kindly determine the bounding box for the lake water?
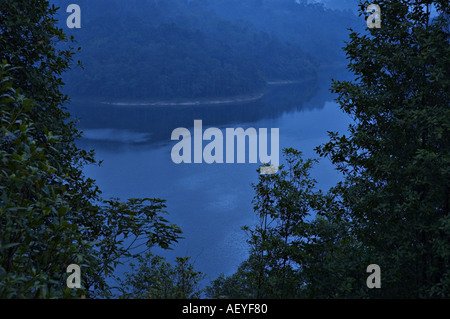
[68,66,353,287]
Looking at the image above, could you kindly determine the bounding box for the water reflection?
[69,77,319,147]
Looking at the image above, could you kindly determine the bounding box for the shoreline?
[100,92,266,107]
[78,74,324,108]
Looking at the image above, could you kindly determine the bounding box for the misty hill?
[62,0,361,100]
[201,0,362,63]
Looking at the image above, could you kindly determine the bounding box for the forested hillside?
[62,0,360,100]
